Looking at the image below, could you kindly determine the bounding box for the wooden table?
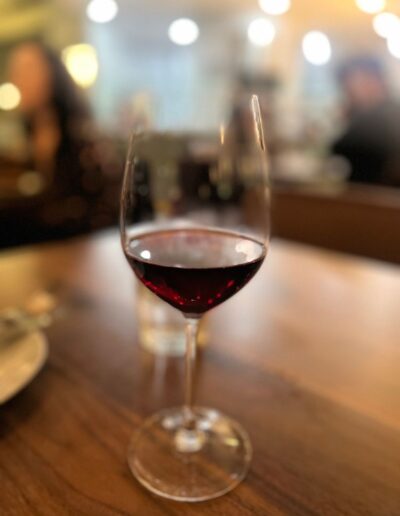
[1,231,400,515]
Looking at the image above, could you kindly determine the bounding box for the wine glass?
[120,95,270,502]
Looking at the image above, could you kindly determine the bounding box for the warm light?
[17,172,44,196]
[302,31,332,65]
[86,0,118,23]
[168,18,199,46]
[356,0,386,14]
[387,35,400,58]
[0,82,21,110]
[62,44,98,88]
[259,0,291,15]
[248,18,276,47]
[373,12,399,38]
[220,124,225,145]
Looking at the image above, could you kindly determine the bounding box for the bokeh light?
[86,0,118,23]
[387,34,400,58]
[356,0,386,14]
[0,82,21,110]
[258,0,291,15]
[168,18,199,46]
[373,12,399,38]
[302,31,332,65]
[62,44,99,88]
[247,18,276,47]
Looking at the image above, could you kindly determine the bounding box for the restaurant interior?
[1,0,400,513]
[1,0,400,260]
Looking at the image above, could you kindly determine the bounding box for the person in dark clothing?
[332,57,400,187]
[2,41,119,247]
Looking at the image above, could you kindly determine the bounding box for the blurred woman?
[4,41,119,246]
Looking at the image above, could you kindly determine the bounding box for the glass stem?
[183,316,200,428]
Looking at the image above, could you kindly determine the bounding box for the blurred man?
[332,56,400,187]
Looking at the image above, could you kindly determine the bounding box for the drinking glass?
[120,96,270,502]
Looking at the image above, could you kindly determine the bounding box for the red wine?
[124,228,266,315]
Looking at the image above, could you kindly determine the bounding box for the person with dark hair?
[332,56,400,187]
[2,41,120,246]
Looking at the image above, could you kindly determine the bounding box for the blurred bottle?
[137,283,208,356]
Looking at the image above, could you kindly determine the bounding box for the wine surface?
[125,228,266,315]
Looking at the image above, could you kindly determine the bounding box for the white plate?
[0,331,48,404]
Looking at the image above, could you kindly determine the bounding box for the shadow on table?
[0,368,50,439]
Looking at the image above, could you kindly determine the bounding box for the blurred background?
[1,0,400,261]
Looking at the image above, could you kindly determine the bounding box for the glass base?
[127,406,252,502]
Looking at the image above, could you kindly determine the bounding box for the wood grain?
[0,231,400,515]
